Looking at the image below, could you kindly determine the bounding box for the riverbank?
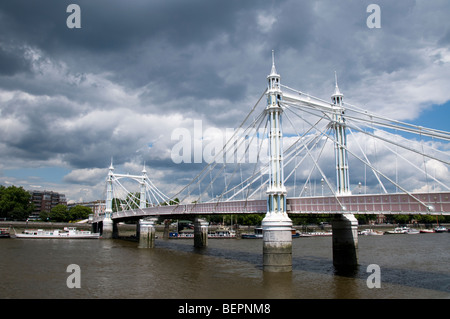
[3,220,447,235]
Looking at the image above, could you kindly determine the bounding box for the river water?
[0,232,449,299]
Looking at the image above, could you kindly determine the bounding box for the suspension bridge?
[91,51,450,272]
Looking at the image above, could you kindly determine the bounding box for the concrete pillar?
[112,220,119,239]
[102,218,114,239]
[163,219,170,239]
[138,219,156,248]
[194,217,208,248]
[262,218,293,272]
[332,213,358,269]
[91,222,100,234]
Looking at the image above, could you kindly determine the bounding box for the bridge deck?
[91,192,450,222]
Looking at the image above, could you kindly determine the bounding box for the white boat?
[434,226,448,233]
[299,231,332,237]
[15,227,100,239]
[359,229,384,236]
[241,228,263,239]
[0,227,11,238]
[168,231,194,238]
[385,226,419,235]
[385,227,408,234]
[208,227,236,238]
[419,229,434,233]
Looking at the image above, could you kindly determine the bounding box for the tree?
[39,210,50,222]
[0,185,33,220]
[50,204,69,222]
[69,205,92,221]
[391,214,411,225]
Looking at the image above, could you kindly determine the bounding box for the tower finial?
[270,50,278,75]
[332,71,343,98]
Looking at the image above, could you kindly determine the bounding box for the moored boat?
[241,227,263,239]
[385,227,408,234]
[434,226,448,233]
[208,227,236,238]
[168,231,194,238]
[419,229,434,233]
[359,229,384,236]
[406,228,420,235]
[298,231,332,237]
[291,229,300,238]
[15,227,100,239]
[0,227,10,238]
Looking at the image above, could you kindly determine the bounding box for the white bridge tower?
[261,51,293,272]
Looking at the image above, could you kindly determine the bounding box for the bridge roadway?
[93,192,450,223]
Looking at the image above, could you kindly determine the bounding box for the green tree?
[50,204,69,222]
[391,214,411,224]
[69,205,92,221]
[39,210,50,222]
[0,185,33,220]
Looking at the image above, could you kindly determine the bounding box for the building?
[29,190,67,220]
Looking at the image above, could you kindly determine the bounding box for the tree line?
[0,185,91,222]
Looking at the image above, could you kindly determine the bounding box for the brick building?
[29,190,67,220]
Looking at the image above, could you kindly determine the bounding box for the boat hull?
[15,233,100,239]
[14,227,100,239]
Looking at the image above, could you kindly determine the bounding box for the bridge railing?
[287,192,450,215]
[90,192,450,223]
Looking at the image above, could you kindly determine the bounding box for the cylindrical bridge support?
[138,218,156,248]
[262,218,293,272]
[194,217,209,248]
[332,213,359,270]
[102,218,114,239]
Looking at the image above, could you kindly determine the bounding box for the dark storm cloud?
[0,1,449,201]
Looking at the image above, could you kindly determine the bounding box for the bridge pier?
[102,218,114,239]
[262,218,293,272]
[138,218,156,248]
[194,217,208,248]
[331,213,359,270]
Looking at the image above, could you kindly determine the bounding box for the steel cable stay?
[223,115,270,203]
[347,124,450,192]
[208,109,268,211]
[111,176,143,213]
[174,104,268,213]
[170,89,267,205]
[221,112,327,202]
[282,106,346,209]
[347,127,387,193]
[282,114,331,196]
[281,83,450,146]
[284,103,435,211]
[145,178,172,205]
[342,101,450,141]
[109,171,173,217]
[342,116,450,165]
[282,98,449,172]
[176,105,266,207]
[202,108,267,205]
[348,124,448,189]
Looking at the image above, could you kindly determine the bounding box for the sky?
[0,0,449,203]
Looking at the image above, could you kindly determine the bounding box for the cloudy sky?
[0,0,449,203]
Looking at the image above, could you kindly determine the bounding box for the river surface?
[0,232,449,299]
